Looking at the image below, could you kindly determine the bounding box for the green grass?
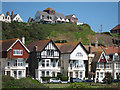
[2,22,96,45]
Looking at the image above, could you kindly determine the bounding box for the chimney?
[89,43,91,53]
[95,39,98,48]
[6,11,9,16]
[22,36,25,44]
[11,11,14,16]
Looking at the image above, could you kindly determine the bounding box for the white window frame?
[100,72,103,78]
[96,72,99,78]
[116,62,120,69]
[105,63,111,69]
[99,63,104,68]
[76,52,83,57]
[13,49,23,56]
[80,72,82,78]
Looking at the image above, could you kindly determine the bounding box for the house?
[110,24,120,34]
[28,7,80,24]
[0,37,30,79]
[55,42,88,80]
[66,14,78,24]
[0,12,11,23]
[0,11,23,23]
[27,39,61,82]
[95,47,120,82]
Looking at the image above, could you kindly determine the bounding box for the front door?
[14,71,17,79]
[70,72,73,78]
[7,71,10,76]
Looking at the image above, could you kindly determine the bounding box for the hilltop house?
[0,11,23,23]
[56,42,88,80]
[0,37,30,79]
[27,39,61,82]
[28,7,82,24]
[110,24,120,34]
[95,47,120,82]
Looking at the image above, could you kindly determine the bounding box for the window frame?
[13,49,23,56]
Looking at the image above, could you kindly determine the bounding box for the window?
[47,16,49,19]
[100,72,103,78]
[46,71,49,76]
[105,63,111,69]
[75,72,78,78]
[116,63,120,69]
[42,71,45,76]
[13,49,23,56]
[99,63,104,68]
[7,61,10,67]
[53,60,56,67]
[47,50,54,56]
[97,63,99,68]
[97,72,99,78]
[37,52,40,58]
[8,17,9,20]
[18,71,22,77]
[14,60,17,66]
[114,55,119,61]
[42,60,45,67]
[3,16,4,19]
[76,52,83,57]
[46,60,49,67]
[17,59,23,66]
[74,61,79,68]
[80,72,82,78]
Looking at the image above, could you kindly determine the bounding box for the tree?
[102,72,113,84]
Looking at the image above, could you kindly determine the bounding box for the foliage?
[117,75,120,80]
[110,33,120,37]
[2,75,15,82]
[41,76,58,81]
[2,22,96,45]
[60,76,69,81]
[2,76,48,88]
[102,72,113,84]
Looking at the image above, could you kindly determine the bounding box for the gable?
[70,43,88,60]
[7,39,30,53]
[72,14,76,18]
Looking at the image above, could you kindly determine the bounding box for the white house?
[27,39,61,82]
[95,47,120,82]
[56,42,88,80]
[0,11,23,23]
[0,38,30,79]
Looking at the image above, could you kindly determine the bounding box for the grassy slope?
[2,22,95,45]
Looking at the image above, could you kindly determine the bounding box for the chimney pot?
[12,11,14,16]
[6,12,9,16]
[22,36,25,44]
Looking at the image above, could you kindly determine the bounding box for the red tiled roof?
[26,39,51,52]
[102,47,120,55]
[111,24,120,31]
[55,42,78,54]
[0,38,18,51]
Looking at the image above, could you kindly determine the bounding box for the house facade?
[0,11,23,23]
[110,24,120,34]
[0,38,30,79]
[56,42,88,80]
[95,47,120,82]
[27,39,61,82]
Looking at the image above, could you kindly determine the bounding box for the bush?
[41,76,58,81]
[2,75,15,82]
[2,76,48,88]
[102,72,113,84]
[60,76,69,81]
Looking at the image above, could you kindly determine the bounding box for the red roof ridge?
[0,38,18,42]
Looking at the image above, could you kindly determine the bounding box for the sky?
[2,2,119,32]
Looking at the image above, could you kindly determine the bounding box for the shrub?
[2,75,15,82]
[102,72,113,84]
[41,76,58,81]
[60,76,69,81]
[2,76,48,88]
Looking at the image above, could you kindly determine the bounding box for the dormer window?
[13,49,23,56]
[113,53,119,61]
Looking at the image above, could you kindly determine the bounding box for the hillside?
[2,22,96,45]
